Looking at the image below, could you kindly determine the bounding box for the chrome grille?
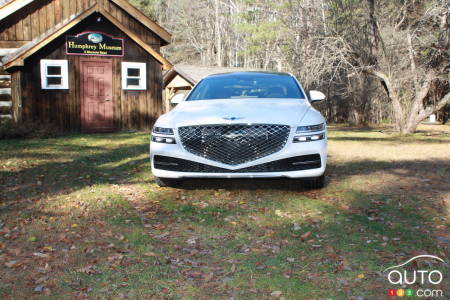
[178,124,290,165]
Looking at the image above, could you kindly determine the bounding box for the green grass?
[0,127,449,299]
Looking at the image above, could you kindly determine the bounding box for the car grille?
[178,124,290,165]
[153,155,321,173]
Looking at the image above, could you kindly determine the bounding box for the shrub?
[0,120,62,139]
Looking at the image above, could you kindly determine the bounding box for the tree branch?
[363,68,404,126]
[407,29,419,93]
[418,91,450,122]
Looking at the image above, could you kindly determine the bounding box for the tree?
[134,0,449,132]
[344,0,450,133]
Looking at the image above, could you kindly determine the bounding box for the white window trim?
[122,62,147,90]
[40,59,69,90]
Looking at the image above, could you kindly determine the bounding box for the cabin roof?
[1,5,172,70]
[0,0,171,45]
[164,64,253,87]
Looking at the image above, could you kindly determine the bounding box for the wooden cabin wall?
[0,0,161,51]
[20,15,163,131]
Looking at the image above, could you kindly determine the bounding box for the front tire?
[154,177,183,188]
[304,174,325,190]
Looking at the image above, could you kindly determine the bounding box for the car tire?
[304,174,325,190]
[154,177,182,188]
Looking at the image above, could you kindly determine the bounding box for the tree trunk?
[363,69,449,133]
[400,91,450,133]
[214,0,223,67]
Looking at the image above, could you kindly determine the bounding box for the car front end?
[150,72,328,187]
[151,121,326,180]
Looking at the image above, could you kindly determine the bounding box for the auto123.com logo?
[384,255,447,298]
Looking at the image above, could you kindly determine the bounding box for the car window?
[186,74,305,100]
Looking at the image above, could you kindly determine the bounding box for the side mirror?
[170,93,186,105]
[309,90,326,103]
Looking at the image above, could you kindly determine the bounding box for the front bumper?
[150,134,327,179]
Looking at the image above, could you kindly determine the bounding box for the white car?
[150,72,327,188]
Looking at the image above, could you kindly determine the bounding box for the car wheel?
[154,177,182,188]
[304,174,325,190]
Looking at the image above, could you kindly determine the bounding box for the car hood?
[160,98,312,128]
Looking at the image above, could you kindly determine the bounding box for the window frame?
[40,59,69,90]
[122,62,147,90]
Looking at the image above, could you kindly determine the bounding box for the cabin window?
[122,62,146,90]
[40,60,69,89]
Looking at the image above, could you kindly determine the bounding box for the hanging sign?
[66,32,124,57]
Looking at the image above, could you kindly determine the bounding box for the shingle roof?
[163,64,259,88]
[174,65,252,83]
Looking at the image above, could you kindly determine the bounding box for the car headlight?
[293,133,325,143]
[152,127,174,135]
[151,136,176,144]
[296,123,324,133]
[294,123,325,143]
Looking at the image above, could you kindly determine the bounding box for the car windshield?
[186,73,305,101]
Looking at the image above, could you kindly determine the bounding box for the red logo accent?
[388,289,396,296]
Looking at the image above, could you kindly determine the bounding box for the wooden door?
[80,59,114,132]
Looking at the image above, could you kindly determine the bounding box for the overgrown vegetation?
[0,127,448,298]
[0,120,62,139]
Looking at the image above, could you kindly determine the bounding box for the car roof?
[204,71,293,79]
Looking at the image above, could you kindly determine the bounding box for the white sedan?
[150,72,327,188]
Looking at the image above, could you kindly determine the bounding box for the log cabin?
[0,0,172,132]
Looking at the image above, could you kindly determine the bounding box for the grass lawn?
[0,125,449,299]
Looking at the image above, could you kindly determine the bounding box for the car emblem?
[223,117,244,121]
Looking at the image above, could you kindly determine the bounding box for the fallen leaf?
[33,252,49,258]
[42,246,53,252]
[5,260,17,268]
[231,264,236,273]
[300,231,312,241]
[357,273,365,279]
[270,290,282,297]
[34,285,45,293]
[154,223,166,230]
[9,247,21,256]
[35,276,48,285]
[186,238,196,245]
[188,271,202,278]
[204,272,214,281]
[77,265,102,275]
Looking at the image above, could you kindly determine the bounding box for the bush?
[0,120,62,139]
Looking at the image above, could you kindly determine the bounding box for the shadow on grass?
[177,158,449,194]
[0,133,449,298]
[115,172,449,298]
[180,178,314,191]
[0,135,151,207]
[328,135,450,143]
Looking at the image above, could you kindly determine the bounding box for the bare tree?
[358,0,449,133]
[133,0,449,132]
